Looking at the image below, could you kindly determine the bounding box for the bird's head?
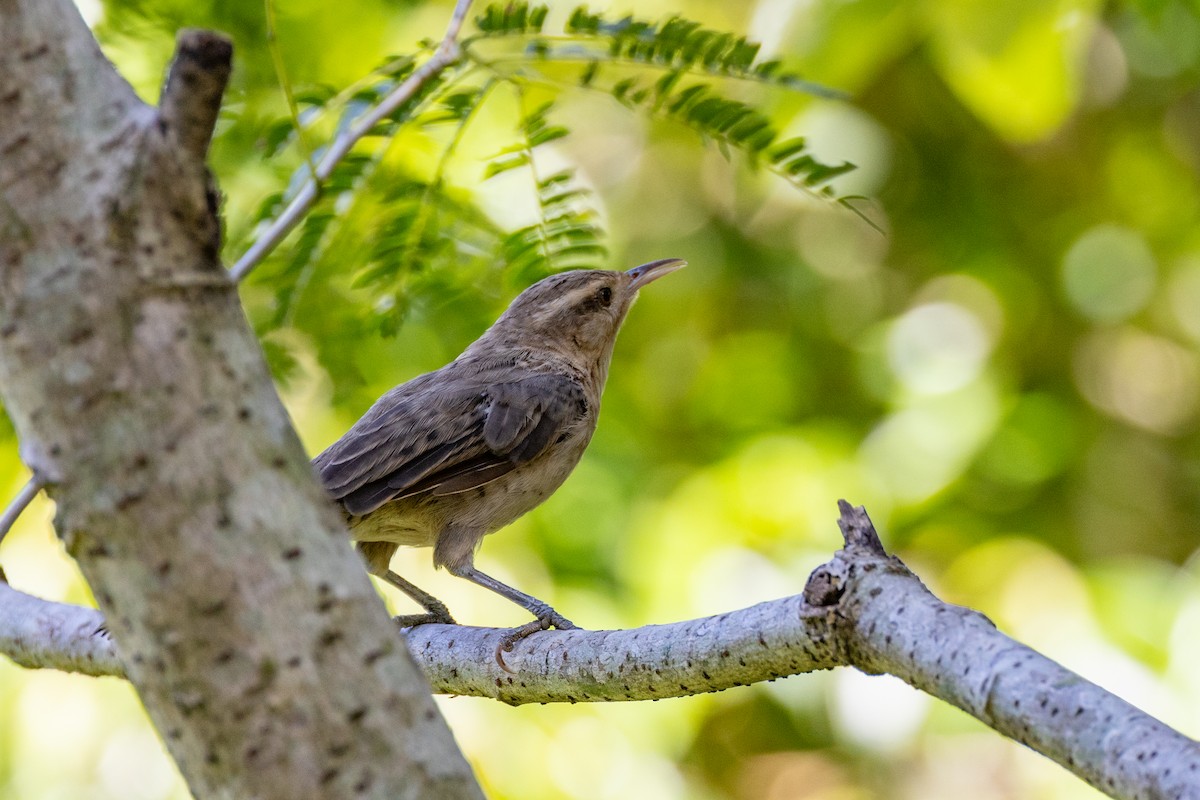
[477,258,686,367]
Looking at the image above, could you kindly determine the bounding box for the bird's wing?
[313,371,588,516]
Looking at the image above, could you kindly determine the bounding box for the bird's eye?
[597,287,613,305]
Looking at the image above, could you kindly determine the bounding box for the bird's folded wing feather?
[313,371,587,516]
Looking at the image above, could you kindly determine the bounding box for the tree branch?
[0,580,119,677]
[227,0,475,282]
[0,475,43,550]
[8,501,1196,799]
[159,29,233,162]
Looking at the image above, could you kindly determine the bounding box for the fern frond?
[466,5,843,98]
[462,5,855,199]
[485,94,607,282]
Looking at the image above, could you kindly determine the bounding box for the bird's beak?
[626,258,687,291]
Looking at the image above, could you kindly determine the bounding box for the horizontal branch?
[4,502,1197,800]
[0,580,120,677]
[0,576,839,696]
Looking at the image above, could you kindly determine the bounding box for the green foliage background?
[3,0,1200,798]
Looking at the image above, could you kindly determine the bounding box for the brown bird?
[313,258,686,657]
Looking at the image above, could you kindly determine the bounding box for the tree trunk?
[0,2,482,797]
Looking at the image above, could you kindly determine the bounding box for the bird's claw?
[495,612,577,673]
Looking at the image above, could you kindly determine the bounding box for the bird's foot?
[495,610,576,673]
[393,609,457,629]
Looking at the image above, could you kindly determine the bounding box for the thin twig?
[0,475,44,550]
[229,0,476,282]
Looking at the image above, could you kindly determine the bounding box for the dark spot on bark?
[720,649,730,658]
[215,649,234,665]
[116,491,145,511]
[272,456,287,468]
[353,773,373,794]
[347,706,368,724]
[86,542,110,558]
[49,444,61,457]
[2,134,30,155]
[869,587,882,597]
[450,668,458,678]
[320,769,339,786]
[21,43,49,61]
[0,323,15,338]
[238,407,252,421]
[156,560,171,577]
[205,749,219,765]
[329,742,351,758]
[198,403,219,418]
[286,655,302,668]
[566,695,576,703]
[67,326,94,344]
[245,746,259,761]
[132,453,149,470]
[317,597,335,613]
[283,546,302,560]
[364,646,391,665]
[1,89,19,105]
[319,629,343,647]
[216,512,232,528]
[702,671,711,680]
[757,633,767,647]
[175,327,188,340]
[166,728,182,740]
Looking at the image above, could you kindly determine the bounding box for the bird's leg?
[450,564,576,631]
[435,529,576,669]
[357,541,456,626]
[382,570,457,627]
[444,561,576,671]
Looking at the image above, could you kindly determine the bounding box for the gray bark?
[0,3,481,798]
